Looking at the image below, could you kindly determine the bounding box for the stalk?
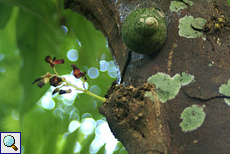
[64,79,106,102]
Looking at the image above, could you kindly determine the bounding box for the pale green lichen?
[170,1,187,12]
[219,79,230,105]
[178,15,207,38]
[181,72,195,86]
[192,18,207,30]
[180,105,206,132]
[224,99,230,106]
[147,72,194,103]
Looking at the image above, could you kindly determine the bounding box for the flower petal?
[45,56,53,64]
[54,59,64,64]
[71,64,79,70]
[59,89,72,95]
[32,77,43,84]
[52,88,60,95]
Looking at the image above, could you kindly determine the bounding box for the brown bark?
[99,83,171,154]
[64,0,230,154]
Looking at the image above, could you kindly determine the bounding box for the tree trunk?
[64,0,230,153]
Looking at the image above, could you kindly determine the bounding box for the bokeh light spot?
[0,53,4,61]
[62,132,69,140]
[64,105,76,115]
[62,100,74,106]
[21,145,24,154]
[53,108,65,120]
[12,110,19,121]
[89,85,101,95]
[68,120,81,133]
[100,53,108,61]
[69,112,80,121]
[100,60,109,72]
[80,118,96,135]
[119,147,127,153]
[67,49,79,62]
[60,26,68,35]
[108,61,115,67]
[88,99,97,110]
[77,40,82,47]
[91,121,118,154]
[0,67,6,73]
[81,113,92,119]
[74,142,82,153]
[108,67,117,78]
[41,94,55,110]
[88,67,99,79]
[90,138,105,153]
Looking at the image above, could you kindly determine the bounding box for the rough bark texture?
[99,83,171,154]
[64,0,230,154]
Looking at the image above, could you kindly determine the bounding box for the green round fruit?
[122,8,167,54]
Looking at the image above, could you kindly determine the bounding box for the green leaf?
[61,130,79,154]
[15,2,63,116]
[0,2,13,29]
[80,133,95,154]
[97,144,106,154]
[0,7,21,111]
[21,107,69,154]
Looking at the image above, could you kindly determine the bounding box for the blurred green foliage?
[0,0,128,153]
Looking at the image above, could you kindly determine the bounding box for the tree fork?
[64,0,230,153]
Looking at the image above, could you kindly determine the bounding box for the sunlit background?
[0,0,127,153]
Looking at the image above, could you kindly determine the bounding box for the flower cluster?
[33,56,87,95]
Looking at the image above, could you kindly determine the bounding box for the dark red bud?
[71,64,86,78]
[49,76,63,87]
